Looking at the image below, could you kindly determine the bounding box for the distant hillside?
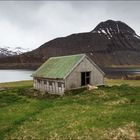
[0,20,140,69]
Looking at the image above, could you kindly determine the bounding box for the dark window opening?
[49,81,53,86]
[37,79,41,83]
[81,72,85,86]
[58,82,64,87]
[81,72,91,86]
[44,80,47,84]
[58,82,62,87]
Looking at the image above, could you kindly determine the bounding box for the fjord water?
[0,70,33,83]
[104,68,140,76]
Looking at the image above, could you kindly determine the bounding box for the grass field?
[0,79,140,139]
[0,80,33,88]
[105,78,140,87]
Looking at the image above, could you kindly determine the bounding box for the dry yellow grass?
[105,78,140,87]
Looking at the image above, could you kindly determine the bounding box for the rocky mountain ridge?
[0,47,29,58]
[0,20,139,69]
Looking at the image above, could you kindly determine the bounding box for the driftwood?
[87,84,98,90]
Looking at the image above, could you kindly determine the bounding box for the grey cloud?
[0,1,140,50]
[0,1,45,30]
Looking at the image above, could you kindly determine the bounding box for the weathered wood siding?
[65,57,104,90]
[33,56,104,94]
[33,78,65,95]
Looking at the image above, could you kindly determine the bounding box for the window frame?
[37,79,41,83]
[81,71,91,86]
[49,81,53,86]
[44,80,47,84]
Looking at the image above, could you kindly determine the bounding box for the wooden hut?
[32,54,105,95]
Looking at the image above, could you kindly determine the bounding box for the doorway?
[81,72,91,86]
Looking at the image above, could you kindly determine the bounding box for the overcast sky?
[0,1,140,50]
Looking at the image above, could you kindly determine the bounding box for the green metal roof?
[32,54,85,79]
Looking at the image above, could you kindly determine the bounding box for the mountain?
[0,47,29,58]
[0,20,140,69]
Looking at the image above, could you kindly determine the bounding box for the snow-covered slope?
[0,47,29,57]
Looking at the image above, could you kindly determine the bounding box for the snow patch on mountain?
[133,34,140,39]
[116,23,120,33]
[101,29,107,34]
[0,46,30,57]
[91,20,140,42]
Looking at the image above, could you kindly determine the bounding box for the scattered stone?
[87,85,98,90]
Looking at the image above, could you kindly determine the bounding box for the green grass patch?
[0,80,33,88]
[0,80,140,139]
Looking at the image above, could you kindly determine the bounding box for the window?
[37,79,41,83]
[81,72,91,86]
[44,80,47,84]
[49,81,53,86]
[58,82,62,87]
[58,82,64,87]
